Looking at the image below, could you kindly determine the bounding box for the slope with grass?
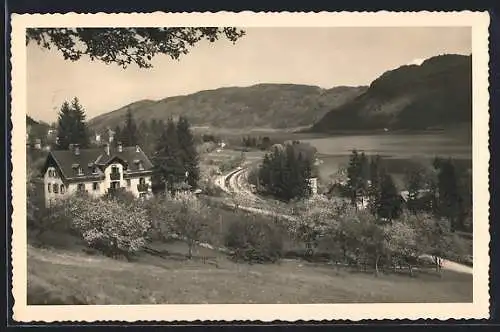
[88,84,367,132]
[28,236,472,305]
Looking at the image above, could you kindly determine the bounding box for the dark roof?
[43,145,153,181]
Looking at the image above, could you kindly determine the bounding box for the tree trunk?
[187,240,193,259]
[375,255,380,276]
[408,264,413,277]
[434,256,443,277]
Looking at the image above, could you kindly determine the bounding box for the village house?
[33,138,42,150]
[39,142,153,207]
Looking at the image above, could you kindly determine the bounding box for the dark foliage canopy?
[26,28,245,68]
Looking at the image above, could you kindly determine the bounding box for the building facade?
[40,142,154,207]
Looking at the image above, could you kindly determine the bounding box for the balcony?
[110,172,121,181]
[137,182,149,192]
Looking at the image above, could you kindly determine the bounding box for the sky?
[27,27,471,124]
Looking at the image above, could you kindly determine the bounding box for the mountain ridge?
[88,83,368,132]
[310,54,472,132]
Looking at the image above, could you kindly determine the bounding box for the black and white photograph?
[11,12,490,322]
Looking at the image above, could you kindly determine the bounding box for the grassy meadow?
[28,230,472,305]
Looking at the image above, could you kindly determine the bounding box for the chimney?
[73,144,80,156]
[117,141,123,153]
[104,143,110,155]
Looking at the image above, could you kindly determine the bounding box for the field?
[28,231,472,305]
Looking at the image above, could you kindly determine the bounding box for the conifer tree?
[299,152,313,198]
[153,118,184,194]
[434,158,460,231]
[405,166,425,214]
[176,116,200,189]
[367,155,383,215]
[258,153,272,190]
[257,143,313,202]
[122,108,139,147]
[377,173,403,221]
[113,125,122,146]
[347,150,362,207]
[55,97,90,150]
[70,97,90,148]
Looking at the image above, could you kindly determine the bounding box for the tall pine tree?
[367,155,383,215]
[434,157,460,231]
[122,108,139,147]
[347,150,370,208]
[176,116,200,189]
[377,173,403,221]
[113,125,122,146]
[405,166,427,214]
[153,118,185,194]
[56,97,90,150]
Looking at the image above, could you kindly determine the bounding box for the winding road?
[214,165,473,275]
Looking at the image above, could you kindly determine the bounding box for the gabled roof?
[96,146,154,171]
[45,149,103,180]
[42,145,154,181]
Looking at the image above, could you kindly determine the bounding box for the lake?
[298,132,472,187]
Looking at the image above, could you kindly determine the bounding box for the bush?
[68,196,151,259]
[102,187,136,204]
[224,214,284,263]
[147,191,211,258]
[219,153,245,173]
[198,177,224,197]
[28,199,76,245]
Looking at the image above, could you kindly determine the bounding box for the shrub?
[29,198,75,244]
[102,187,136,204]
[198,177,224,197]
[219,153,245,173]
[147,191,210,258]
[224,214,284,263]
[68,196,151,259]
[170,191,209,258]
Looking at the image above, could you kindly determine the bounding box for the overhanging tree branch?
[26,27,245,69]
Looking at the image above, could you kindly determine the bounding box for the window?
[60,184,65,194]
[110,165,120,180]
[93,182,99,191]
[138,162,144,171]
[77,167,84,176]
[126,179,131,187]
[77,183,85,191]
[53,184,59,194]
[139,177,146,185]
[111,181,120,189]
[139,192,147,199]
[92,167,98,174]
[48,183,52,193]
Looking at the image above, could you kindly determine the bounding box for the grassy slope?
[28,233,472,305]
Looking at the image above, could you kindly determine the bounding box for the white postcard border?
[10,11,491,322]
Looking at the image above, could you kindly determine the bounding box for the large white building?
[39,142,153,207]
